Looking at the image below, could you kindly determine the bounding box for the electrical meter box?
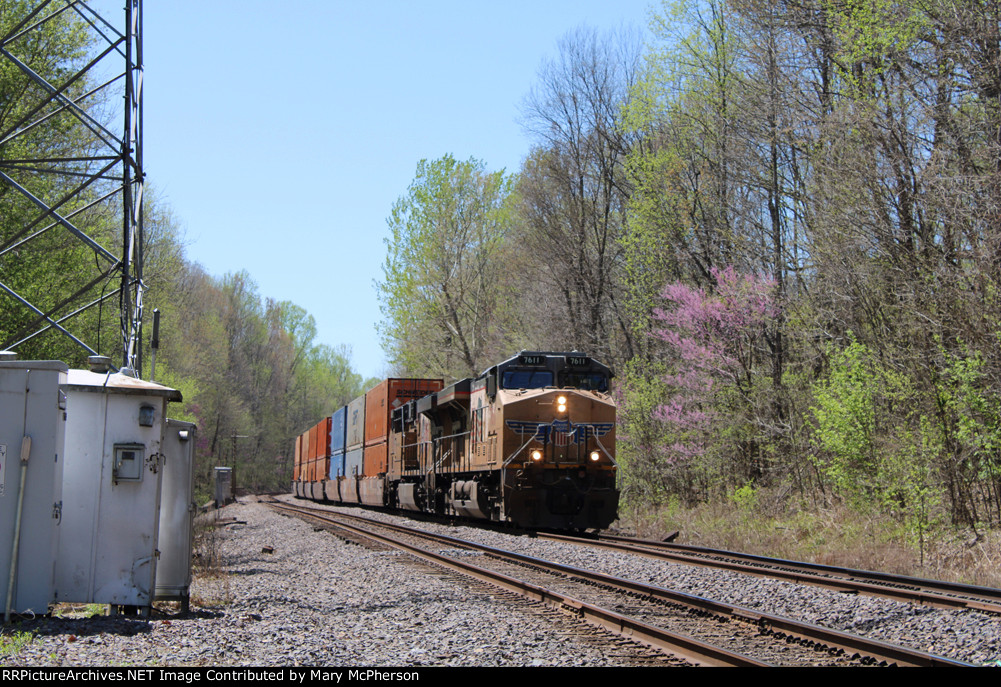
[113,443,145,482]
[0,360,67,615]
[54,369,181,609]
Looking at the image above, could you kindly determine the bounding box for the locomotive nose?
[549,477,582,514]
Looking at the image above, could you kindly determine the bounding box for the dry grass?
[191,516,226,578]
[615,490,1001,589]
[189,514,232,608]
[49,603,106,619]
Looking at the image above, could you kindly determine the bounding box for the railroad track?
[268,500,969,667]
[538,532,1001,615]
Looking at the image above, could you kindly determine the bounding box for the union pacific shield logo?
[506,420,614,446]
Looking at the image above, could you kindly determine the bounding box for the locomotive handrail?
[502,419,616,467]
[428,430,471,475]
[502,428,544,467]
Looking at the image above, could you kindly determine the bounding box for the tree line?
[6,0,1000,531]
[377,0,1001,539]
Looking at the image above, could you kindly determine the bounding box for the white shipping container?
[346,395,366,450]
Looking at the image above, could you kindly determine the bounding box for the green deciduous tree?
[152,263,368,498]
[378,154,515,379]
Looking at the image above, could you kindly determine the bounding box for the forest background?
[3,0,1000,580]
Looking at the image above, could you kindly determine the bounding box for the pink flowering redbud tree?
[649,266,779,486]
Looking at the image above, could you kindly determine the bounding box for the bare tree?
[515,26,642,369]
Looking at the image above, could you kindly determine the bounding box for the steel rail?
[542,532,1001,615]
[270,502,970,667]
[267,502,766,667]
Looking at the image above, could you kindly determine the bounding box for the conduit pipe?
[5,435,31,623]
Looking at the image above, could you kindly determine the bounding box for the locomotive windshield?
[502,369,554,389]
[558,371,609,392]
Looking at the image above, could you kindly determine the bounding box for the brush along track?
[269,501,968,667]
[540,532,1001,614]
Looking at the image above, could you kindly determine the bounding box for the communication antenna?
[0,0,146,375]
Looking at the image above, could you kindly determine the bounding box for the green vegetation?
[373,0,1001,561]
[0,630,35,657]
[617,489,1001,589]
[378,155,516,379]
[6,1,1001,562]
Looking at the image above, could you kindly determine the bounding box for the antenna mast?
[0,0,146,374]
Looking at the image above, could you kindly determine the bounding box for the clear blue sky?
[141,1,657,380]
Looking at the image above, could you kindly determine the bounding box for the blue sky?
[141,1,656,379]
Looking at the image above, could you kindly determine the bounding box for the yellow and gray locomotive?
[388,351,618,529]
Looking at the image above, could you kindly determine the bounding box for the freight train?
[291,351,618,530]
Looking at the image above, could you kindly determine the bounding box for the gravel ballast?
[4,496,1000,667]
[4,499,653,667]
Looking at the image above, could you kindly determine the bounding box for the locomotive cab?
[481,352,618,529]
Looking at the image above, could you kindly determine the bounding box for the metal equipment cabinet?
[54,370,181,612]
[155,418,196,611]
[0,360,67,617]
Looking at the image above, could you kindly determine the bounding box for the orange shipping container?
[307,426,316,460]
[365,378,444,446]
[316,454,330,482]
[363,441,388,477]
[300,434,308,478]
[293,435,302,481]
[318,417,331,458]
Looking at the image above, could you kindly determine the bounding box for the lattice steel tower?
[0,0,146,374]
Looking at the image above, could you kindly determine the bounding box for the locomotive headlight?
[531,448,543,461]
[557,395,567,413]
[590,450,601,462]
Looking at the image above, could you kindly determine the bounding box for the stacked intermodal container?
[330,407,347,479]
[340,394,366,503]
[325,408,347,501]
[316,417,332,500]
[359,379,444,504]
[292,377,443,505]
[364,379,445,476]
[291,416,333,499]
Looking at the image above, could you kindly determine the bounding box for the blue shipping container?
[331,406,347,453]
[329,450,345,479]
